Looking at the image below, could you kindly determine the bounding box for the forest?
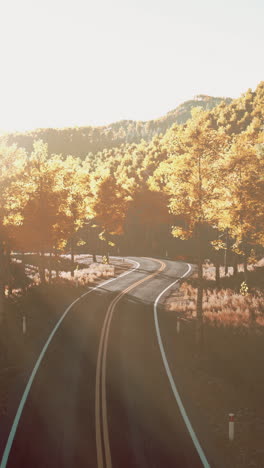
[0,82,263,333]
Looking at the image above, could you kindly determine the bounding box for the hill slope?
[0,95,231,158]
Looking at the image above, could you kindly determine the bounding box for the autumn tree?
[0,143,28,322]
[217,130,264,282]
[55,155,93,275]
[92,174,132,261]
[150,109,229,345]
[12,142,64,282]
[12,141,93,281]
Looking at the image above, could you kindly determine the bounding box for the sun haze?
[1,0,263,133]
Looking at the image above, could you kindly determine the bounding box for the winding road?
[0,257,211,468]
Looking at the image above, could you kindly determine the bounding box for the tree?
[217,131,264,281]
[124,189,171,256]
[92,175,132,261]
[150,109,229,346]
[0,143,27,323]
[12,141,93,281]
[12,141,65,282]
[56,155,93,275]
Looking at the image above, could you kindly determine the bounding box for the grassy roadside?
[165,263,264,467]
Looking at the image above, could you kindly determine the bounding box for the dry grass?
[59,263,115,285]
[202,262,255,281]
[10,256,116,291]
[166,281,264,329]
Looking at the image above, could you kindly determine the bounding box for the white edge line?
[154,263,211,468]
[0,258,140,468]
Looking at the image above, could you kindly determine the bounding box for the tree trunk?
[232,254,240,292]
[242,236,249,283]
[21,251,27,293]
[49,252,52,283]
[6,244,12,296]
[70,238,75,277]
[224,229,229,276]
[233,255,238,276]
[224,250,228,276]
[243,255,248,283]
[92,253,97,263]
[55,249,59,278]
[196,258,204,349]
[39,251,46,284]
[0,241,5,326]
[195,224,204,349]
[215,258,220,284]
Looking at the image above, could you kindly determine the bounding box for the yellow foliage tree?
[217,131,264,280]
[92,174,132,261]
[150,109,229,345]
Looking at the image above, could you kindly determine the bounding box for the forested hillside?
[0,82,263,325]
[0,95,231,158]
[83,82,264,231]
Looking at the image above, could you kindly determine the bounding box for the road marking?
[0,258,140,468]
[95,260,166,468]
[153,263,211,468]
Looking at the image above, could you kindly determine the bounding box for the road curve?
[0,256,211,468]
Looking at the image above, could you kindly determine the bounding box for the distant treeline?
[1,96,231,158]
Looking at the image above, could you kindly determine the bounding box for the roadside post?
[22,315,27,335]
[229,413,235,441]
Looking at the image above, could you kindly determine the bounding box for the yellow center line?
[95,259,166,468]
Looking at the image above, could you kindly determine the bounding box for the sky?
[0,0,263,132]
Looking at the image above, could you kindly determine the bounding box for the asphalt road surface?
[0,257,211,468]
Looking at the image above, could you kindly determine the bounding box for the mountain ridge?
[0,95,232,158]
